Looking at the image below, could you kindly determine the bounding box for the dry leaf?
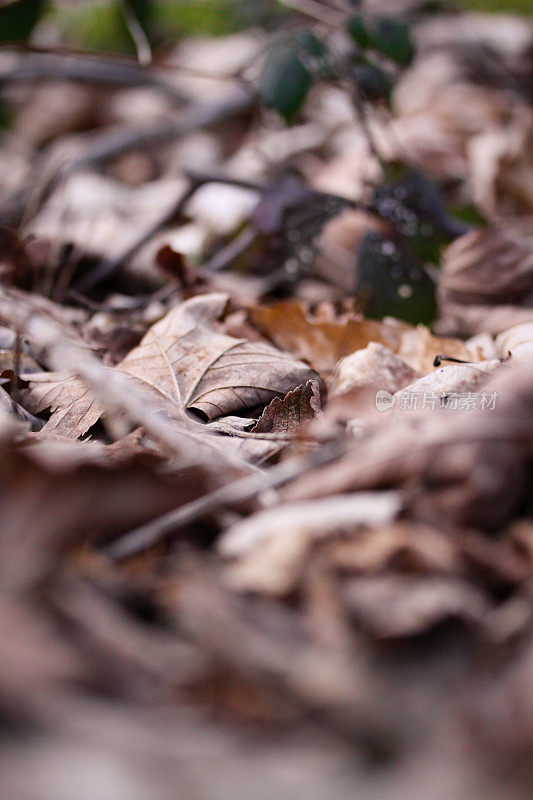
[496,323,533,360]
[252,379,321,434]
[251,301,408,373]
[22,371,175,439]
[330,343,420,397]
[120,293,319,420]
[394,360,502,404]
[342,575,490,638]
[220,492,401,595]
[437,227,533,336]
[251,301,477,374]
[22,373,105,437]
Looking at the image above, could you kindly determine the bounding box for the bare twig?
[0,47,183,103]
[102,441,346,562]
[120,0,152,66]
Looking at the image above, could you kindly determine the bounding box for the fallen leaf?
[252,379,321,434]
[330,343,420,397]
[120,293,319,420]
[437,227,533,336]
[496,323,533,360]
[342,575,490,638]
[22,371,176,439]
[251,300,477,374]
[251,301,407,373]
[22,372,105,437]
[220,492,401,595]
[394,360,502,405]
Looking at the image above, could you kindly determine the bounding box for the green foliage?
[369,17,414,66]
[357,232,437,325]
[347,14,415,66]
[0,0,46,44]
[258,30,333,123]
[51,2,135,54]
[347,15,369,49]
[461,0,532,13]
[152,0,241,37]
[126,0,152,28]
[259,43,311,123]
[372,163,470,264]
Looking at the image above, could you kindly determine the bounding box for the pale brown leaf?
[330,343,420,397]
[119,293,319,421]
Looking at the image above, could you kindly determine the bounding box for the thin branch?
[0,47,183,103]
[120,0,152,66]
[101,441,346,562]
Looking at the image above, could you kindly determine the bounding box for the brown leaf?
[437,227,533,336]
[252,379,321,435]
[22,371,177,439]
[342,575,490,638]
[394,360,503,405]
[330,343,420,397]
[251,301,407,373]
[22,373,105,437]
[220,492,401,595]
[286,360,533,532]
[119,293,319,421]
[251,301,477,374]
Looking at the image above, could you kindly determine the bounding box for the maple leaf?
[119,293,319,421]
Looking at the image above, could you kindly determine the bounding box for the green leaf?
[347,15,369,49]
[356,232,437,325]
[259,43,311,123]
[126,0,152,28]
[0,0,46,43]
[367,17,415,66]
[372,163,470,263]
[294,28,333,78]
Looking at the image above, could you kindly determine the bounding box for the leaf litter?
[0,5,532,800]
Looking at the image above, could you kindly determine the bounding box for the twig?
[102,440,346,562]
[0,47,183,103]
[120,0,152,66]
[200,225,258,274]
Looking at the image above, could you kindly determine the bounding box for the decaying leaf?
[220,492,401,595]
[330,343,420,397]
[437,227,533,336]
[343,575,490,638]
[22,372,105,437]
[120,293,319,421]
[395,360,503,404]
[252,379,321,434]
[286,360,533,532]
[22,371,178,439]
[251,300,478,374]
